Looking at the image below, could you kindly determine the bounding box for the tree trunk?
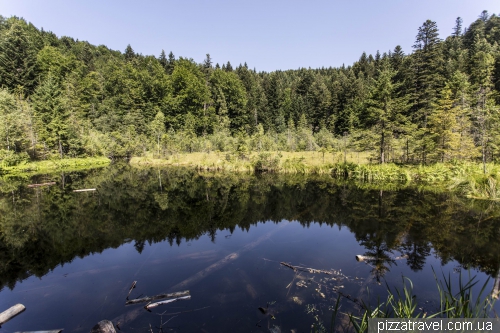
[406,138,409,163]
[58,138,63,159]
[380,130,385,164]
[157,135,160,157]
[482,142,486,174]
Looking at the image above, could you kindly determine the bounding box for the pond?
[0,163,499,332]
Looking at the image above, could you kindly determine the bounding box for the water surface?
[0,164,499,332]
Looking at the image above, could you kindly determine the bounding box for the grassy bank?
[130,152,500,200]
[0,156,111,176]
[130,151,371,173]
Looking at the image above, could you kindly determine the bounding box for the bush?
[0,150,30,167]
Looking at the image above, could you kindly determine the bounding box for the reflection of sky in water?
[1,220,497,332]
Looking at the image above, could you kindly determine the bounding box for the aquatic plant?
[340,272,497,333]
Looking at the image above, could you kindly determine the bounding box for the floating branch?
[126,281,137,300]
[27,182,55,188]
[355,255,375,262]
[280,262,333,275]
[145,296,191,310]
[125,290,190,305]
[0,303,26,325]
[355,254,408,262]
[73,188,97,192]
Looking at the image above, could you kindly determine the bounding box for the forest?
[0,11,499,166]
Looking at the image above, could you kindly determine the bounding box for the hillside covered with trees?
[0,11,499,166]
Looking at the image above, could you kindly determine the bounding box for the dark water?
[0,163,499,332]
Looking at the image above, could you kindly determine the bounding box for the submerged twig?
[156,306,211,317]
[126,281,137,300]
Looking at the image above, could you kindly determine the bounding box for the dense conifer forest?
[0,11,499,166]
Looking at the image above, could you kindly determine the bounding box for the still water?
[0,163,499,332]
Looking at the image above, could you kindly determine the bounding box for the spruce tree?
[124,44,135,61]
[32,75,69,158]
[159,49,167,69]
[0,23,37,93]
[411,20,445,163]
[166,51,176,74]
[366,61,409,163]
[427,85,460,162]
[453,17,463,37]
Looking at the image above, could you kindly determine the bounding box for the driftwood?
[15,328,64,333]
[125,290,190,305]
[0,303,25,325]
[90,320,116,333]
[355,254,408,262]
[126,281,137,299]
[144,295,191,310]
[355,255,376,262]
[73,188,97,192]
[169,222,289,291]
[280,262,333,275]
[27,182,55,188]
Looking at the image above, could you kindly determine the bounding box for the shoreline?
[130,153,500,200]
[0,157,111,177]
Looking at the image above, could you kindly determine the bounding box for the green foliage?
[0,149,29,166]
[0,14,499,167]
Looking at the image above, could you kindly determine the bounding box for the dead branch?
[126,290,190,305]
[126,281,137,300]
[145,296,191,310]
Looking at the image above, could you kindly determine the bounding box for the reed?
[344,272,496,333]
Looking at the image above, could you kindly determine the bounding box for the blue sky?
[1,0,499,72]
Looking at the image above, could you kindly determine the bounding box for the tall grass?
[131,154,500,200]
[341,272,496,333]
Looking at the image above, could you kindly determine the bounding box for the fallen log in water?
[355,255,375,262]
[280,262,333,275]
[125,290,190,305]
[27,182,55,188]
[144,295,191,310]
[0,303,25,325]
[169,222,290,291]
[15,328,64,333]
[126,281,137,300]
[355,254,408,262]
[90,320,116,333]
[73,188,97,192]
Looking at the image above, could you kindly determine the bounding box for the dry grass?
[131,151,373,171]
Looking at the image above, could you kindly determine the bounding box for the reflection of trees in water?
[401,241,431,272]
[0,164,500,290]
[359,244,396,283]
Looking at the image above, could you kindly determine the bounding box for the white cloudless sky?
[1,0,499,72]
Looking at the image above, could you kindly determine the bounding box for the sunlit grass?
[339,272,497,333]
[131,153,500,200]
[0,156,111,176]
